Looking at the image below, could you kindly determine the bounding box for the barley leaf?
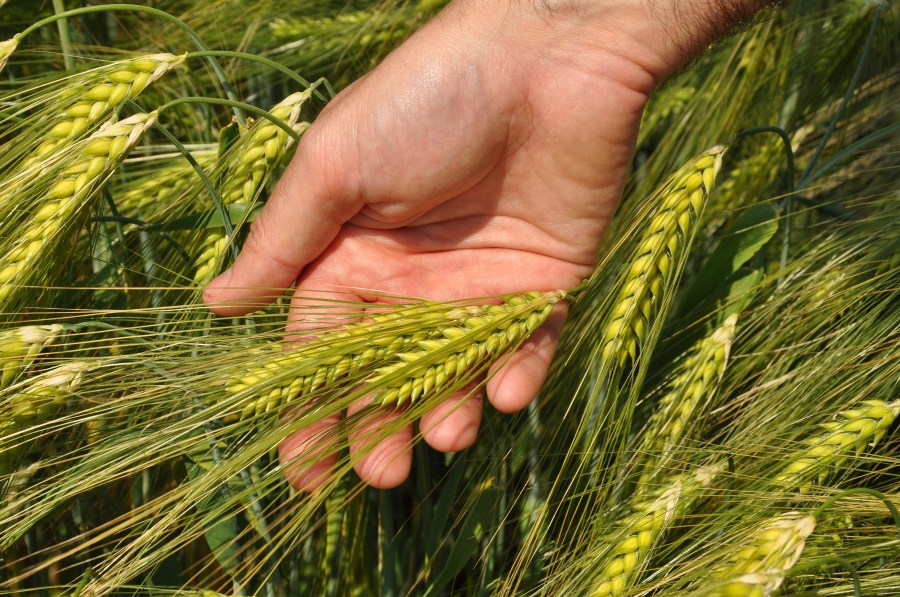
[681,203,778,313]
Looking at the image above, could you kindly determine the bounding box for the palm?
[206,1,654,489]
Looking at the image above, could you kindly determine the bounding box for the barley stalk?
[192,92,310,286]
[0,112,158,308]
[228,291,563,419]
[20,54,184,170]
[601,146,726,369]
[590,462,722,596]
[635,315,737,485]
[691,512,816,597]
[0,324,64,389]
[773,399,900,493]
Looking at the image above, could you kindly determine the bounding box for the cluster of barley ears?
[0,1,897,595]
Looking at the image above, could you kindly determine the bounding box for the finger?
[347,397,413,489]
[279,287,365,492]
[278,412,342,493]
[485,303,567,413]
[420,388,483,453]
[203,122,363,316]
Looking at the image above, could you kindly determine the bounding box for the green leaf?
[145,202,263,233]
[719,268,763,322]
[218,120,242,158]
[184,436,243,577]
[681,204,778,314]
[424,486,502,596]
[424,456,466,570]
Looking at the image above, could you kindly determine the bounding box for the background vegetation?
[0,0,897,595]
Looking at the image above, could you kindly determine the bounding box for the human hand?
[204,0,770,489]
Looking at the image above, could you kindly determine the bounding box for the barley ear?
[228,291,564,419]
[0,112,158,309]
[0,324,65,389]
[0,37,17,73]
[590,462,723,597]
[1,361,93,474]
[636,314,737,484]
[24,53,184,169]
[773,399,900,493]
[193,91,311,286]
[601,146,726,369]
[693,512,816,597]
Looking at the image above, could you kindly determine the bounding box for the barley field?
[0,1,897,595]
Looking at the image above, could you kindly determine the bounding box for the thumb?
[203,123,362,316]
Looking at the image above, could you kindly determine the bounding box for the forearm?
[631,0,777,71]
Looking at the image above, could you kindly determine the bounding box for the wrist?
[444,0,773,87]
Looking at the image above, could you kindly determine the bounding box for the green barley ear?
[227,302,452,420]
[0,111,158,310]
[370,290,564,407]
[601,146,726,369]
[228,290,563,419]
[0,38,17,73]
[19,54,184,170]
[0,324,64,389]
[635,314,737,484]
[193,91,311,286]
[114,149,217,218]
[773,399,900,493]
[692,512,816,597]
[1,361,92,475]
[590,462,723,597]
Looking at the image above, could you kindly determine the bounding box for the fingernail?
[203,267,233,301]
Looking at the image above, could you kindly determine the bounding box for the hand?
[204,0,768,489]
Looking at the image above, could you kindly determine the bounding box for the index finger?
[202,120,363,316]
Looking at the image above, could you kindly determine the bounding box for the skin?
[204,0,771,490]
